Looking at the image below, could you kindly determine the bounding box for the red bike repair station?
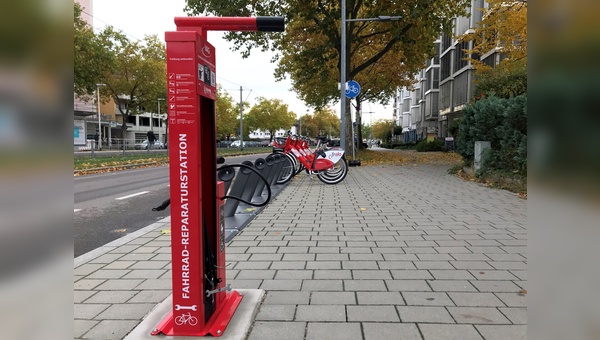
[151,16,284,337]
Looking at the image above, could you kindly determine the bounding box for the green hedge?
[457,95,527,175]
[415,139,445,152]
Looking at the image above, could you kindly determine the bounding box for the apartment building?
[394,0,492,141]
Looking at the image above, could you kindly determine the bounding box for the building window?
[441,53,451,80]
[454,41,469,73]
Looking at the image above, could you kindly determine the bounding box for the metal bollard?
[223,160,253,217]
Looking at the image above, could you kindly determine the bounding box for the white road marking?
[116,191,149,200]
[74,209,82,212]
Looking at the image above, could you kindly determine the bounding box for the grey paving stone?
[495,292,527,307]
[429,270,475,280]
[133,246,160,253]
[302,279,343,291]
[305,261,341,269]
[270,261,305,270]
[488,261,527,270]
[102,261,136,270]
[151,253,172,261]
[342,261,379,270]
[386,279,432,292]
[109,244,142,254]
[415,261,454,270]
[450,261,494,270]
[316,253,349,261]
[344,280,387,292]
[306,322,362,340]
[95,279,143,291]
[451,254,490,261]
[363,322,422,340]
[499,307,527,324]
[475,325,527,340]
[448,307,511,324]
[249,253,283,261]
[275,270,313,279]
[85,290,137,304]
[470,280,521,292]
[378,261,417,269]
[356,291,405,305]
[95,303,156,320]
[448,292,505,307]
[233,261,271,270]
[264,291,310,305]
[352,270,392,280]
[88,253,124,264]
[310,291,356,305]
[416,254,455,261]
[229,279,263,289]
[485,253,526,261]
[117,253,156,261]
[260,279,302,291]
[397,306,455,323]
[129,261,169,269]
[82,320,139,339]
[74,279,106,290]
[129,290,171,303]
[403,292,455,306]
[74,303,109,319]
[86,269,131,280]
[312,269,352,280]
[122,269,166,279]
[235,270,276,280]
[347,305,399,322]
[74,319,98,338]
[256,304,296,321]
[282,254,316,261]
[428,280,477,292]
[309,246,341,254]
[226,253,252,261]
[134,278,172,290]
[74,290,96,303]
[390,270,433,280]
[296,305,346,321]
[468,270,518,281]
[74,263,105,276]
[419,323,483,340]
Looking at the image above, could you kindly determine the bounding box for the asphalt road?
[74,153,270,257]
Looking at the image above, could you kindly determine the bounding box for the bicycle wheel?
[276,153,297,185]
[317,156,348,184]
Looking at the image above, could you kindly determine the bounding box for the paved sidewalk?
[74,164,527,339]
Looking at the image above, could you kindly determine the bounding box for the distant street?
[74,153,270,257]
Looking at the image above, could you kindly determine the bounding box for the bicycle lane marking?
[115,191,150,200]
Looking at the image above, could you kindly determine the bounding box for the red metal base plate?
[152,290,244,337]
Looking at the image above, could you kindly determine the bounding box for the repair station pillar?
[153,17,284,337]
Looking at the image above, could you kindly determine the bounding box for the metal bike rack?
[253,155,274,198]
[217,165,236,194]
[223,160,254,218]
[251,158,268,198]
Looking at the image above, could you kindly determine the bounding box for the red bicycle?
[274,133,348,185]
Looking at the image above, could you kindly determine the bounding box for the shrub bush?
[415,139,445,152]
[456,94,527,176]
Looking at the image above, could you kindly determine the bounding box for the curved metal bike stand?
[217,165,236,194]
[223,160,253,218]
[251,158,268,198]
[252,155,274,198]
[269,153,285,187]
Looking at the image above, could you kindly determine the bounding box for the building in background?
[393,0,494,142]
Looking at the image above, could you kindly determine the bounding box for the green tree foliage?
[74,2,112,97]
[216,86,240,140]
[457,95,527,175]
[300,108,340,137]
[246,97,296,142]
[185,0,470,151]
[460,0,527,99]
[371,119,395,142]
[96,29,166,136]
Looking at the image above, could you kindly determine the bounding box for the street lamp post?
[157,98,165,146]
[96,83,106,150]
[339,13,402,150]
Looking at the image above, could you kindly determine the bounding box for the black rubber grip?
[256,17,285,32]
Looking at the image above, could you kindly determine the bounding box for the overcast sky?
[90,0,392,123]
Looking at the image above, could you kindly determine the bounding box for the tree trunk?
[356,97,364,150]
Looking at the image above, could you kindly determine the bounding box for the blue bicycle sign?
[345,80,361,99]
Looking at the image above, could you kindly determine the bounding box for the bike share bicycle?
[273,132,348,185]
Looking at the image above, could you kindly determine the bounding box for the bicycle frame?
[282,135,340,172]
